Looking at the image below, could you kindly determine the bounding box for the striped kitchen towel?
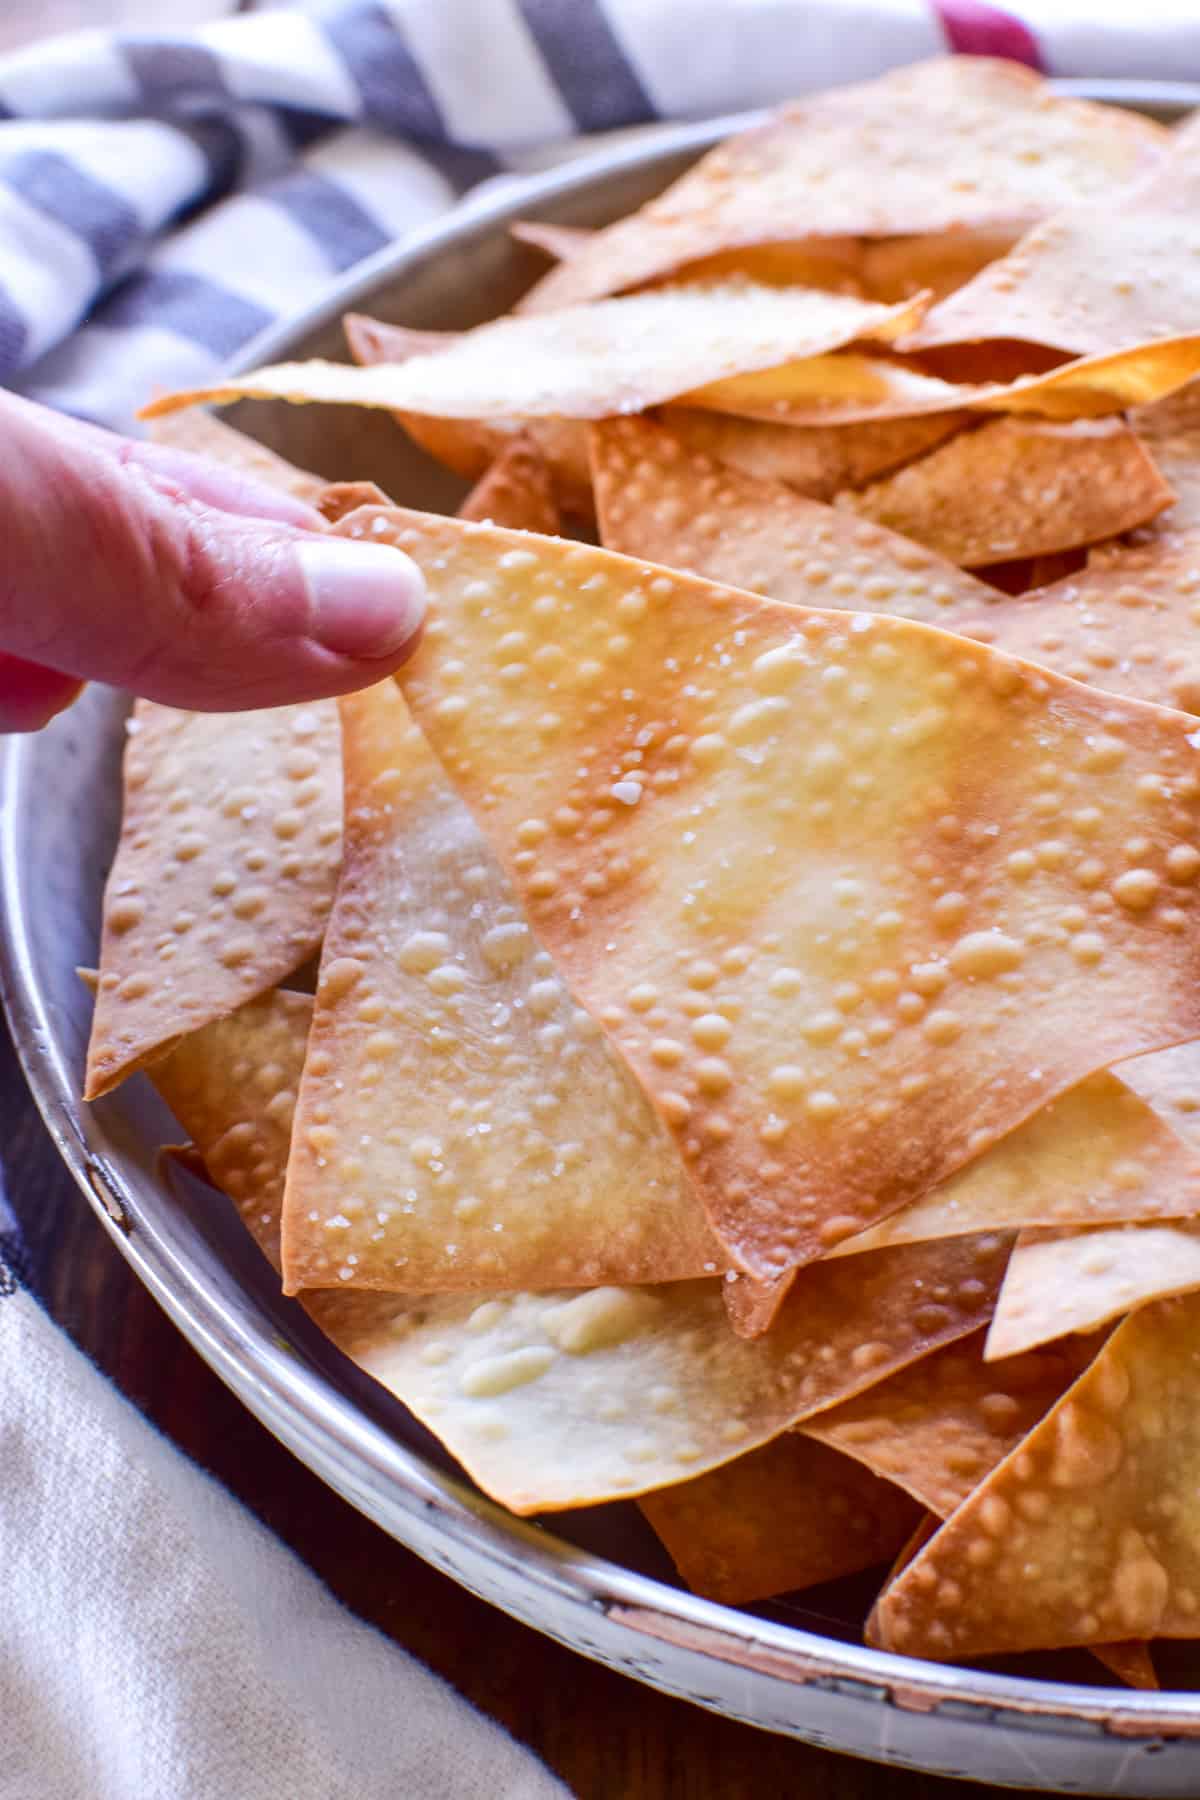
[0,0,1198,432]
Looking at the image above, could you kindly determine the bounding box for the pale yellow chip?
[909,118,1200,355]
[657,405,966,500]
[640,1434,922,1606]
[516,60,1163,311]
[344,312,593,518]
[146,407,327,502]
[1116,1037,1200,1146]
[870,1292,1200,1659]
[280,678,722,1294]
[150,987,1010,1513]
[830,1068,1200,1259]
[456,434,560,533]
[85,701,341,1099]
[802,1327,1097,1518]
[861,227,1025,304]
[986,1221,1200,1360]
[686,354,969,424]
[340,508,1200,1284]
[842,418,1173,566]
[142,285,926,427]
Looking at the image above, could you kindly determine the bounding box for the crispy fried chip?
[658,405,965,499]
[802,1328,1098,1518]
[861,228,1024,303]
[986,1222,1200,1360]
[316,480,392,524]
[146,408,327,502]
[281,678,721,1293]
[590,413,994,625]
[909,120,1200,355]
[842,418,1173,566]
[343,509,1200,1284]
[640,1434,922,1606]
[143,286,926,426]
[516,60,1163,311]
[150,987,1009,1511]
[687,354,969,424]
[1117,1037,1200,1146]
[1091,1642,1159,1690]
[85,701,341,1099]
[344,313,593,516]
[870,1292,1200,1659]
[456,434,560,532]
[829,1068,1200,1259]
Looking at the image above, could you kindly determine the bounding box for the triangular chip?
[344,313,593,517]
[143,285,927,426]
[149,987,1010,1513]
[146,408,327,503]
[640,1434,922,1606]
[861,227,1024,304]
[986,1221,1200,1361]
[870,1292,1200,1659]
[657,405,966,500]
[842,418,1173,566]
[517,60,1163,310]
[280,677,721,1293]
[346,509,1200,1283]
[833,1068,1200,1259]
[909,119,1200,355]
[590,413,996,625]
[85,700,341,1098]
[1117,1037,1200,1147]
[456,434,559,533]
[802,1327,1097,1519]
[687,354,969,425]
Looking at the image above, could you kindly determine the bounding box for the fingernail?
[297,538,426,660]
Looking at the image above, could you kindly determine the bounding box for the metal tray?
[6,81,1200,1795]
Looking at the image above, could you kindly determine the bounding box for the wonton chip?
[658,405,965,500]
[150,987,1009,1512]
[640,1434,922,1606]
[842,418,1173,566]
[516,60,1163,311]
[344,312,593,516]
[590,413,994,627]
[1117,1037,1200,1147]
[861,228,1024,304]
[909,119,1200,356]
[280,677,722,1293]
[870,1292,1200,1659]
[802,1327,1097,1518]
[147,407,327,503]
[986,1221,1200,1361]
[833,1069,1200,1259]
[143,285,926,426]
[687,354,969,425]
[85,701,341,1099]
[1091,1642,1159,1690]
[343,509,1200,1284]
[456,434,560,533]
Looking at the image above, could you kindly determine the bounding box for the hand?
[0,391,426,731]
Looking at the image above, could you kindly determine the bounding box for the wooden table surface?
[0,3,1056,1794]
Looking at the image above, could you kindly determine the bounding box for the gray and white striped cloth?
[2,0,1199,432]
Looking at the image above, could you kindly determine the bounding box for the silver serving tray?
[6,83,1200,1795]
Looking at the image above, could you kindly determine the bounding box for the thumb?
[0,393,425,714]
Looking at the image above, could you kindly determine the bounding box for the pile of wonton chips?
[103,58,1200,1683]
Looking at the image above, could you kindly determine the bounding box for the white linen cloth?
[3,4,1199,1795]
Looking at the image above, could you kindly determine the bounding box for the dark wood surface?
[0,3,1049,1792]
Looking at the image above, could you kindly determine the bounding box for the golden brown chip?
[686,353,966,424]
[640,1434,922,1606]
[986,1221,1200,1360]
[834,1069,1200,1259]
[517,60,1163,311]
[1091,1642,1159,1690]
[344,312,593,517]
[658,405,966,500]
[842,418,1173,566]
[861,227,1024,303]
[589,413,994,626]
[344,509,1200,1285]
[280,677,721,1293]
[802,1328,1098,1518]
[909,120,1200,355]
[143,285,927,426]
[456,434,560,533]
[316,480,392,524]
[150,987,1009,1513]
[870,1293,1200,1660]
[146,407,327,502]
[85,701,341,1099]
